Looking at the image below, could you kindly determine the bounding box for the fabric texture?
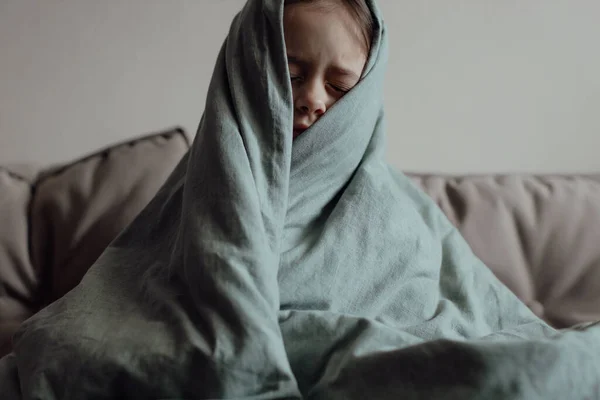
[1,1,600,399]
[0,128,189,359]
[30,128,189,306]
[410,174,600,328]
[0,168,36,327]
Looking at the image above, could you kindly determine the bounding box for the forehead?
[283,3,368,68]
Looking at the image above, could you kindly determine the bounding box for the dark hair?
[284,0,374,52]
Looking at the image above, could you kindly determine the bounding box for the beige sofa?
[1,127,599,358]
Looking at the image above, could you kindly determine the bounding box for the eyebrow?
[287,55,360,81]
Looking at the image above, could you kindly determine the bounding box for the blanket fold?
[1,0,598,399]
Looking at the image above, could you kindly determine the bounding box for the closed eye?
[329,83,349,94]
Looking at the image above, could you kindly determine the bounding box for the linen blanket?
[1,0,599,398]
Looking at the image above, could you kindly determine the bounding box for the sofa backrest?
[1,130,599,356]
[0,168,36,324]
[411,173,600,328]
[0,128,189,343]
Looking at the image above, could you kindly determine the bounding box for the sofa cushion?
[410,174,600,328]
[0,168,37,323]
[30,128,189,307]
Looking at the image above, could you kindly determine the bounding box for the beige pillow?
[0,168,37,323]
[0,167,38,358]
[411,173,600,328]
[30,128,189,307]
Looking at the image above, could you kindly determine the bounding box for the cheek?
[332,87,347,101]
[290,83,300,105]
[325,87,345,107]
[290,79,340,110]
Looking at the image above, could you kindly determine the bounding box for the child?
[283,0,372,138]
[3,1,599,399]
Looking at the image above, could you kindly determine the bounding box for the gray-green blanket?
[1,0,599,398]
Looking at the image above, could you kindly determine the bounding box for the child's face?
[284,2,368,139]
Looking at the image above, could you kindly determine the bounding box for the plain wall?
[1,0,599,173]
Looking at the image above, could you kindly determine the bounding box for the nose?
[295,80,327,117]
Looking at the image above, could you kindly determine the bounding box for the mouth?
[293,124,310,138]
